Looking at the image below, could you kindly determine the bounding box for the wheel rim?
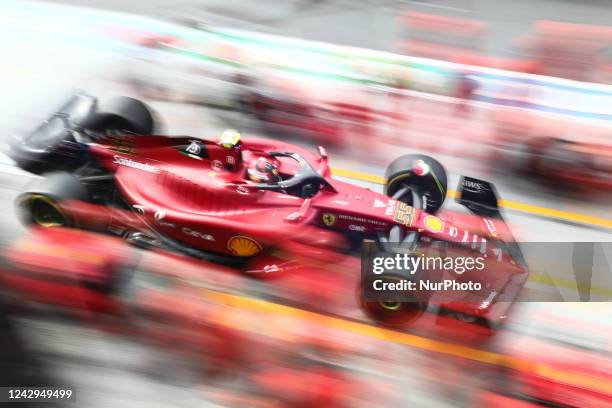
[361,297,426,326]
[26,195,66,227]
[380,301,402,311]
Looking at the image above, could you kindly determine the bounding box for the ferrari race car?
[7,94,528,328]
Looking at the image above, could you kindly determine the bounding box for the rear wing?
[456,176,501,218]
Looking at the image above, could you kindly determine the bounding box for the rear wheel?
[16,172,90,228]
[29,196,66,227]
[83,96,156,135]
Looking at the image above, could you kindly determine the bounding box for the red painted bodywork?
[82,135,513,261]
[48,134,526,324]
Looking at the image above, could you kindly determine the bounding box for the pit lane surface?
[0,2,611,407]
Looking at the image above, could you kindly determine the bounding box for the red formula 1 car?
[7,94,528,328]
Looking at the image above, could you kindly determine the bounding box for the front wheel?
[385,154,448,213]
[359,272,429,326]
[360,297,427,326]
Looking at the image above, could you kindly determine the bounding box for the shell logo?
[423,215,444,233]
[227,235,262,257]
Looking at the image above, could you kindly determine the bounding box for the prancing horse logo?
[322,213,337,227]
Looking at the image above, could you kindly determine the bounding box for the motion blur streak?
[205,291,612,396]
[0,0,611,407]
[332,167,612,229]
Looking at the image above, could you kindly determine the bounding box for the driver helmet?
[219,129,242,149]
[247,157,279,183]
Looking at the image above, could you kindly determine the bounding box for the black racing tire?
[361,298,427,326]
[360,272,428,326]
[384,154,447,213]
[16,172,90,228]
[83,96,156,135]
